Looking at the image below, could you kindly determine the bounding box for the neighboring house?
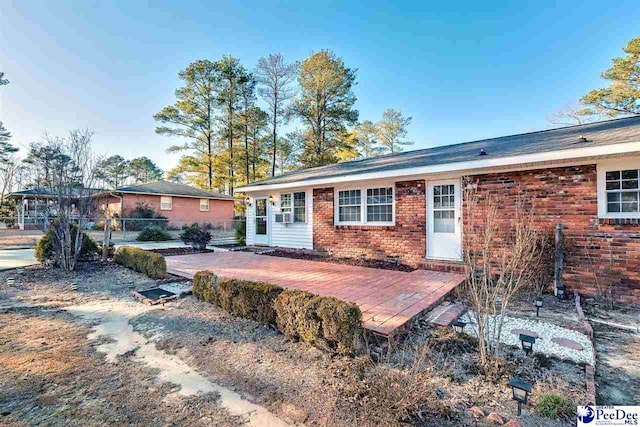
[7,188,103,230]
[236,116,640,303]
[99,181,235,224]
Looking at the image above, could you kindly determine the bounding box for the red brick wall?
[120,194,235,224]
[465,165,640,303]
[313,180,426,267]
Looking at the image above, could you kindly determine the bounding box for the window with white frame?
[336,186,394,225]
[366,187,393,222]
[338,189,362,222]
[606,169,639,213]
[160,196,172,210]
[199,198,210,211]
[279,192,306,223]
[294,192,306,222]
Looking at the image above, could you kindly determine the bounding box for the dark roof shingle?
[115,181,234,199]
[238,116,640,189]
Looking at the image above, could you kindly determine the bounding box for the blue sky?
[0,0,638,171]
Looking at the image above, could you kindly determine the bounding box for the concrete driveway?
[0,249,37,271]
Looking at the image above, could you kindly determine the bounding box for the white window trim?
[334,183,396,226]
[160,196,172,211]
[279,191,307,223]
[597,157,640,219]
[199,198,210,212]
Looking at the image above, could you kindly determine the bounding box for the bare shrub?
[462,178,550,371]
[333,352,452,426]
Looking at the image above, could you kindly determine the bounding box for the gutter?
[234,140,640,194]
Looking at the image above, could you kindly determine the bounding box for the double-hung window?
[199,198,210,212]
[279,192,306,223]
[336,186,394,225]
[160,196,172,211]
[606,169,639,214]
[598,160,640,219]
[366,187,393,222]
[338,190,362,223]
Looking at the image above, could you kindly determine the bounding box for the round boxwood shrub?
[136,226,173,242]
[35,224,99,265]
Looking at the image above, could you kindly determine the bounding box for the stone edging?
[574,291,597,405]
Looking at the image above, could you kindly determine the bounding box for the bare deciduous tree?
[462,179,548,370]
[41,130,101,271]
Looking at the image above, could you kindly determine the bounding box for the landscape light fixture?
[508,378,532,416]
[6,277,15,286]
[452,320,466,333]
[519,333,536,356]
[495,296,503,312]
[556,286,567,300]
[535,297,543,316]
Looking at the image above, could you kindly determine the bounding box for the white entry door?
[427,179,462,260]
[254,197,269,245]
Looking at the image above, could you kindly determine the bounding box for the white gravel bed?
[460,311,595,366]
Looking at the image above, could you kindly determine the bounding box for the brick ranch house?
[236,117,640,303]
[97,181,235,224]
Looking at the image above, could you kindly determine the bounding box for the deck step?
[427,302,467,327]
[418,258,465,273]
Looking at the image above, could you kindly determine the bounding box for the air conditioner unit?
[282,212,293,224]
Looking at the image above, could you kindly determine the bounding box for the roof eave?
[113,190,235,200]
[234,141,640,193]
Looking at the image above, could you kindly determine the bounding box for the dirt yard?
[0,261,626,426]
[582,299,640,405]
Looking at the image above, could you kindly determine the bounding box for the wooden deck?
[166,251,465,336]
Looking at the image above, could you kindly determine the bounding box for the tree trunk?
[271,102,277,177]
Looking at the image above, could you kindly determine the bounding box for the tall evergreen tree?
[0,72,17,163]
[96,155,130,189]
[354,120,383,158]
[215,56,250,195]
[128,157,163,183]
[154,60,218,190]
[239,74,257,185]
[293,50,358,168]
[255,54,297,176]
[581,36,640,117]
[376,109,413,154]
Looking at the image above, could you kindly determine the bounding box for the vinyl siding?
[245,189,313,249]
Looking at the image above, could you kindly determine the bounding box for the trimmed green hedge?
[114,246,167,279]
[274,289,364,355]
[192,271,364,355]
[192,271,283,323]
[136,226,173,242]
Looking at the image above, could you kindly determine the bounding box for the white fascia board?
[234,141,640,194]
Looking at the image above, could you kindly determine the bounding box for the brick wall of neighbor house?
[465,165,640,303]
[313,180,427,267]
[120,194,235,223]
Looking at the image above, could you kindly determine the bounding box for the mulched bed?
[148,247,214,256]
[257,248,415,272]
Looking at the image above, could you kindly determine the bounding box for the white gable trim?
[235,141,640,193]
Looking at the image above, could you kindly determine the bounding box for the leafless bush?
[462,178,549,371]
[334,347,452,426]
